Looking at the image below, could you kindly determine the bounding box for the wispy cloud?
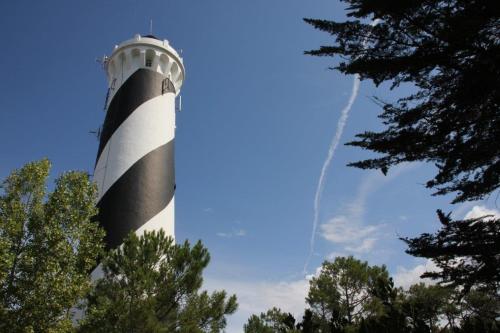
[203,207,214,213]
[345,237,378,254]
[319,163,414,257]
[216,228,247,238]
[450,202,500,221]
[204,276,309,333]
[320,217,382,254]
[393,259,438,289]
[463,205,500,220]
[321,216,380,244]
[234,229,247,236]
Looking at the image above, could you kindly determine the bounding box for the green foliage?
[296,309,319,333]
[402,283,449,332]
[0,159,104,332]
[307,256,391,329]
[402,210,500,293]
[304,0,500,203]
[78,230,237,333]
[247,256,499,332]
[244,307,300,333]
[460,315,500,333]
[459,289,500,331]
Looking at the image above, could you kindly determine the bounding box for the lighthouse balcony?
[105,35,185,98]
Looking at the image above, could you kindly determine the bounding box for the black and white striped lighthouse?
[94,34,184,250]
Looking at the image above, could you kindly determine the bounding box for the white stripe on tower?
[94,93,175,201]
[94,34,184,250]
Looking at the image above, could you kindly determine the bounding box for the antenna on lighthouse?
[95,55,108,70]
[89,126,102,140]
[149,19,153,35]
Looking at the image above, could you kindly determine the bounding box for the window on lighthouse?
[145,49,155,67]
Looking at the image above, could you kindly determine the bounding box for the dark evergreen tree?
[304,0,500,296]
[304,0,500,203]
[363,277,409,333]
[296,309,319,333]
[402,210,500,293]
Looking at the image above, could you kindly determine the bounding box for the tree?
[251,255,499,332]
[306,256,391,330]
[306,261,344,332]
[304,0,500,203]
[244,307,300,333]
[296,309,320,333]
[0,159,104,332]
[78,230,237,333]
[361,274,409,333]
[402,283,449,332]
[402,210,500,293]
[304,0,500,295]
[458,289,500,332]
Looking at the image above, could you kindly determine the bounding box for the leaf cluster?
[0,159,104,332]
[244,307,300,333]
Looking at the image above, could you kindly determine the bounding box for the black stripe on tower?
[96,68,176,164]
[97,140,175,250]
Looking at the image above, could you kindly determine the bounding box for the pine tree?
[244,307,299,333]
[306,257,391,329]
[78,230,237,333]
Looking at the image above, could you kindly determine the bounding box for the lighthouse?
[93,34,184,250]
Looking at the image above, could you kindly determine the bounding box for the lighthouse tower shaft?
[94,35,184,250]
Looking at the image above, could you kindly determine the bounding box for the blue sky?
[1,1,498,332]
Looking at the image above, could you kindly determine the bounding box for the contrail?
[303,74,361,274]
[303,20,380,274]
